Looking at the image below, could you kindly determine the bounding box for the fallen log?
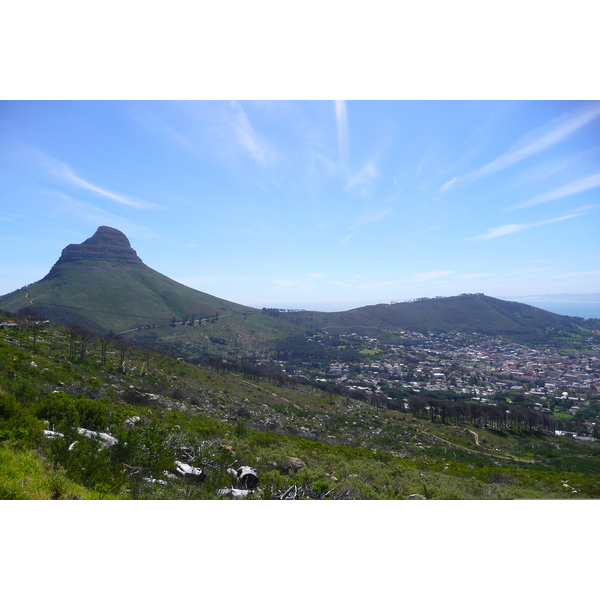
[216,488,249,499]
[175,461,206,483]
[235,465,258,489]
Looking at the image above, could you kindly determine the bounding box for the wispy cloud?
[236,227,259,237]
[348,205,392,229]
[463,209,595,242]
[547,269,600,280]
[44,157,156,209]
[345,159,380,196]
[335,100,349,171]
[440,177,458,192]
[507,171,600,211]
[127,103,194,151]
[225,101,278,165]
[338,231,358,244]
[441,101,600,191]
[271,279,296,287]
[504,150,596,190]
[468,223,527,241]
[54,197,159,239]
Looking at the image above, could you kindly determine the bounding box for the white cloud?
[54,197,158,239]
[45,157,156,209]
[441,101,600,190]
[547,270,600,279]
[226,101,277,165]
[507,171,600,211]
[505,151,594,190]
[338,231,358,244]
[440,177,458,191]
[468,223,527,241]
[463,210,593,242]
[236,227,259,237]
[345,160,380,195]
[335,100,349,171]
[127,103,194,151]
[348,205,392,229]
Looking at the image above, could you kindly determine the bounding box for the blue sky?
[1,100,599,311]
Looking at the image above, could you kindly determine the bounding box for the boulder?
[284,457,307,471]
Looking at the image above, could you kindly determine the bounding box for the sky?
[1,100,599,312]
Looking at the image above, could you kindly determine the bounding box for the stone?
[51,226,143,268]
[284,457,307,471]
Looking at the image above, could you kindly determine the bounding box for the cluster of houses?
[294,330,599,429]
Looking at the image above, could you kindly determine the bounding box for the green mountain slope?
[356,294,587,334]
[273,293,592,345]
[0,226,256,334]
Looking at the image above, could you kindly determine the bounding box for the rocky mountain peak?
[53,226,143,266]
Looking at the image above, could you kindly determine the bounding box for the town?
[264,329,600,439]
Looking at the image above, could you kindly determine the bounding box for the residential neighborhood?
[273,329,600,438]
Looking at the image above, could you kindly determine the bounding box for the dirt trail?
[116,313,233,335]
[417,429,535,463]
[239,379,302,410]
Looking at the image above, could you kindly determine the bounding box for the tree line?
[189,355,299,389]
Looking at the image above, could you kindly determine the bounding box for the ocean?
[524,301,600,319]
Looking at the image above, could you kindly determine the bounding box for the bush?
[35,392,109,432]
[0,392,43,448]
[487,471,515,485]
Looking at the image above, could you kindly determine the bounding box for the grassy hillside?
[0,259,255,334]
[2,313,599,500]
[273,293,594,347]
[126,310,310,359]
[0,226,257,335]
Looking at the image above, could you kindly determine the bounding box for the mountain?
[283,293,590,337]
[0,226,255,334]
[0,226,595,352]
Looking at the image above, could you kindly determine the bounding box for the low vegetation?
[1,311,599,500]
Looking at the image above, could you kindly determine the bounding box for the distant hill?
[0,226,256,334]
[270,293,595,346]
[354,294,588,335]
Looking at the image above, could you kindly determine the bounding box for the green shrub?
[35,392,109,432]
[0,392,43,448]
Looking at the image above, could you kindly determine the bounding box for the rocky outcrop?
[52,226,143,267]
